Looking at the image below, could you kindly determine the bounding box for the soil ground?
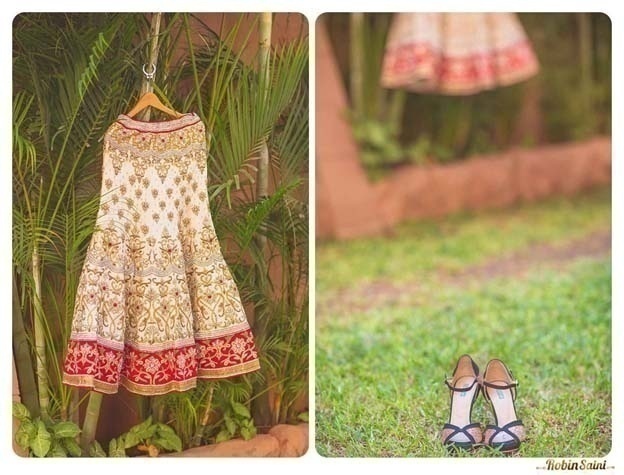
[318,229,611,317]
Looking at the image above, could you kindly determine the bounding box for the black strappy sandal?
[482,359,526,453]
[441,354,483,451]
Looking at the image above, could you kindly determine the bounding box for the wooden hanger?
[125,91,183,119]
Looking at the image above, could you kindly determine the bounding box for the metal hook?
[142,63,156,81]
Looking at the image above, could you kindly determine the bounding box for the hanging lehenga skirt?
[62,113,260,396]
[381,13,539,94]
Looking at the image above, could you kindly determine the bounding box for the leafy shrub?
[88,416,182,457]
[214,401,257,443]
[13,402,81,457]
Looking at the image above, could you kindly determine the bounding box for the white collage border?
[1,2,621,474]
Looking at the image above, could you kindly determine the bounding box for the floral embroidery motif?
[62,114,260,396]
[63,328,258,395]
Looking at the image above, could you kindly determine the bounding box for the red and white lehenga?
[62,113,260,396]
[381,13,539,95]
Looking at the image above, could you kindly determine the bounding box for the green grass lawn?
[315,189,611,457]
[316,188,611,294]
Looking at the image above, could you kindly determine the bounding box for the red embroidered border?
[382,40,538,90]
[62,328,260,395]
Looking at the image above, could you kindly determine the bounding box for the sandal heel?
[441,354,483,451]
[482,359,526,453]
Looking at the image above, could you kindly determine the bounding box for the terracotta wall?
[378,137,611,226]
[195,13,307,61]
[315,18,387,239]
[317,137,611,240]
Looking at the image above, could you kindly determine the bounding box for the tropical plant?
[214,399,258,443]
[13,12,149,425]
[342,13,410,175]
[88,416,182,457]
[13,402,82,457]
[13,12,308,454]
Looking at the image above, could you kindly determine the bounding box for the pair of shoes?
[441,354,526,453]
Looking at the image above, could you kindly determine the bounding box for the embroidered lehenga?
[62,113,260,396]
[381,13,539,95]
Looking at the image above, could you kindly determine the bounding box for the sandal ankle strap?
[481,379,518,401]
[482,379,518,390]
[444,376,480,392]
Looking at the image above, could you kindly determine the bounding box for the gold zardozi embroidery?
[62,113,260,396]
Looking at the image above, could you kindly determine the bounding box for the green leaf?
[78,32,111,99]
[128,417,149,432]
[48,440,67,457]
[89,440,107,457]
[62,437,82,457]
[230,402,251,419]
[215,429,231,444]
[151,437,169,451]
[108,437,126,457]
[15,420,36,451]
[151,424,182,452]
[108,438,117,456]
[240,426,253,441]
[51,421,81,439]
[139,425,158,440]
[15,432,31,452]
[30,419,52,457]
[12,402,31,422]
[128,416,156,440]
[224,414,237,435]
[128,415,152,434]
[151,432,182,453]
[123,431,141,449]
[297,412,309,422]
[154,423,177,437]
